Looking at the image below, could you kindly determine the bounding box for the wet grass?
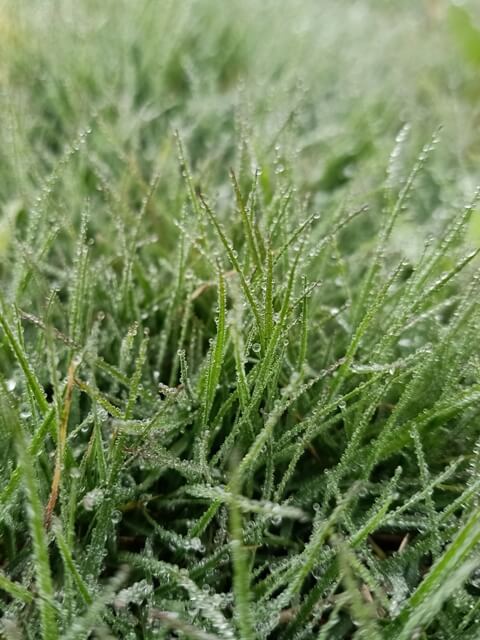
[1,1,480,638]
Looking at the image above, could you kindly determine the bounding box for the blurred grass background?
[0,1,480,258]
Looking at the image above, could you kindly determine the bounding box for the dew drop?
[82,488,104,511]
[111,510,122,524]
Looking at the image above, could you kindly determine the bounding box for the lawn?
[1,1,480,638]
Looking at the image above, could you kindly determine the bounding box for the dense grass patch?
[2,1,480,638]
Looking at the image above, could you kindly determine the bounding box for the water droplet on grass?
[82,488,104,511]
[111,510,122,524]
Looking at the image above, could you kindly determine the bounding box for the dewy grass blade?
[124,332,149,421]
[285,496,350,601]
[0,571,34,604]
[201,266,226,428]
[353,132,439,327]
[232,245,303,485]
[68,208,90,348]
[329,259,406,399]
[0,300,48,414]
[44,357,78,529]
[263,246,274,342]
[0,406,55,511]
[1,391,59,640]
[53,519,93,606]
[199,193,264,340]
[230,168,263,274]
[393,506,480,638]
[297,275,309,374]
[229,466,256,640]
[197,265,227,468]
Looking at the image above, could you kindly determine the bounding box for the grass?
[1,0,480,638]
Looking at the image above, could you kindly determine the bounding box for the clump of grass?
[1,2,480,639]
